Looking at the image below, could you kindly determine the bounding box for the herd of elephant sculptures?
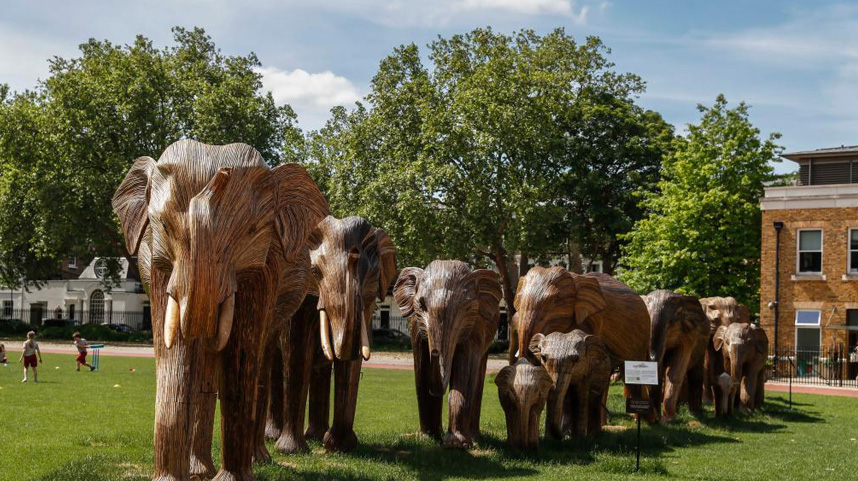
[110,140,770,481]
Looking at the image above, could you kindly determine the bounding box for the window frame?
[794,309,822,353]
[1,300,12,319]
[849,228,858,275]
[796,228,823,275]
[68,256,77,269]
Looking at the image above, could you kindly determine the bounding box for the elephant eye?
[418,297,427,312]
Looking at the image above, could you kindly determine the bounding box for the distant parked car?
[106,323,136,333]
[43,319,81,328]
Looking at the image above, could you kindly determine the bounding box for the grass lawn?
[0,353,856,481]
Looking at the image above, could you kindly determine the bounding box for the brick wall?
[760,207,858,351]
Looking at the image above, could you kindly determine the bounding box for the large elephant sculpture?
[393,260,502,448]
[112,140,327,481]
[713,322,769,413]
[699,296,750,408]
[530,330,611,438]
[510,267,651,414]
[494,359,553,450]
[270,215,397,453]
[644,290,708,422]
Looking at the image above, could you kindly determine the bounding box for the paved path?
[8,343,857,397]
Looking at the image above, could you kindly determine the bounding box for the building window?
[2,300,12,319]
[69,256,77,269]
[795,310,821,353]
[587,261,603,273]
[69,304,76,321]
[90,290,105,324]
[850,229,858,274]
[797,229,822,274]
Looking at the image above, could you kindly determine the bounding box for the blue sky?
[2,1,857,174]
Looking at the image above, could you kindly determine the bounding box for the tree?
[308,28,671,314]
[0,27,300,288]
[618,95,782,309]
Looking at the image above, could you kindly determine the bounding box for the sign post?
[624,360,659,473]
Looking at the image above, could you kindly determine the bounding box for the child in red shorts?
[73,332,95,372]
[19,331,42,382]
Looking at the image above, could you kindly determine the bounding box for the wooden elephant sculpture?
[714,322,768,413]
[644,290,708,422]
[268,215,397,453]
[494,359,553,450]
[510,267,651,416]
[112,140,328,481]
[394,260,502,448]
[699,296,750,407]
[530,330,611,438]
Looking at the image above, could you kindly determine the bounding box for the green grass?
[0,353,856,480]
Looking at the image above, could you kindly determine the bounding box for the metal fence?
[769,344,858,388]
[0,309,151,331]
[369,313,511,342]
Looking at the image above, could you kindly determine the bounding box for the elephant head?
[700,297,749,333]
[309,216,397,362]
[494,359,553,450]
[713,323,768,407]
[530,330,608,439]
[511,267,607,364]
[112,140,327,351]
[393,260,502,396]
[645,290,707,363]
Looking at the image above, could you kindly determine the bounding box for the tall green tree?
[619,95,782,308]
[0,27,300,288]
[308,28,671,313]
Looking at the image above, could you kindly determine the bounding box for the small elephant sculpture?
[644,290,708,422]
[700,296,750,404]
[494,359,553,450]
[530,330,611,438]
[713,372,734,416]
[394,260,502,448]
[713,323,768,413]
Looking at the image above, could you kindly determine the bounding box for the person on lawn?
[0,343,7,364]
[19,331,42,382]
[73,332,95,372]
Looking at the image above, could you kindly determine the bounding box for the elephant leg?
[444,346,481,449]
[305,356,332,441]
[685,358,704,417]
[575,384,590,437]
[265,343,284,441]
[412,326,442,438]
[754,367,766,410]
[662,348,693,423]
[252,339,279,465]
[189,345,218,479]
[467,352,489,440]
[323,358,362,452]
[275,301,315,454]
[153,335,201,481]
[740,369,758,413]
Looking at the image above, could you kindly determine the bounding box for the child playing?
[73,332,95,372]
[0,343,7,364]
[19,331,42,382]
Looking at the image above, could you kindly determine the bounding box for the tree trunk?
[494,246,517,317]
[566,239,583,274]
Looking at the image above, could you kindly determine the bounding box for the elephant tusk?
[320,310,334,361]
[165,296,180,349]
[213,293,235,352]
[360,316,371,361]
[515,349,520,358]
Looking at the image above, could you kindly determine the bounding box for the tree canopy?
[307,27,673,313]
[0,27,300,288]
[618,95,782,309]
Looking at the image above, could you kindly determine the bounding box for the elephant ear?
[751,326,769,355]
[374,229,397,301]
[464,269,503,323]
[307,222,325,251]
[528,333,545,359]
[112,156,155,255]
[571,275,607,324]
[584,333,607,371]
[393,267,424,318]
[272,164,329,261]
[713,325,728,352]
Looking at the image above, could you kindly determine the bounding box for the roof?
[781,145,858,162]
[79,257,132,280]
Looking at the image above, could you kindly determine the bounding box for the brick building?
[760,146,858,359]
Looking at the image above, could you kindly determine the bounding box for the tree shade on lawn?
[1,353,856,481]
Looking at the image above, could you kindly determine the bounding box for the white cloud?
[458,0,578,17]
[255,66,362,129]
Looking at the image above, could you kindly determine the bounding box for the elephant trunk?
[427,345,449,397]
[165,259,235,352]
[329,260,365,361]
[546,372,571,439]
[647,301,669,419]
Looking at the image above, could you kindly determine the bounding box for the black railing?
[770,344,858,388]
[369,313,511,342]
[0,309,151,332]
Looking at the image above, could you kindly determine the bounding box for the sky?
[2,1,857,174]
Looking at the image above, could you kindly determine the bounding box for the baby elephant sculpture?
[495,359,553,450]
[713,323,768,413]
[530,330,611,439]
[394,260,502,448]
